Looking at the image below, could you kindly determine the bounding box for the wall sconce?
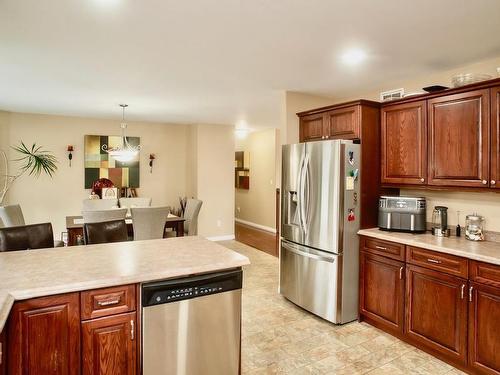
[149,153,155,173]
[67,145,74,167]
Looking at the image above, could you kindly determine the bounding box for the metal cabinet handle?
[375,246,387,251]
[420,178,425,183]
[461,284,466,299]
[492,180,497,185]
[130,320,135,341]
[482,180,488,185]
[97,297,121,307]
[469,286,474,302]
[427,258,442,264]
[399,266,404,280]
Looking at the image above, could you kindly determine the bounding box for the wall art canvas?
[84,135,140,189]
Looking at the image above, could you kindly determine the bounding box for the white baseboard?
[235,218,277,234]
[207,234,236,241]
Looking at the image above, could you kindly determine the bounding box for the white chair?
[82,199,119,211]
[119,197,152,209]
[82,208,128,224]
[0,204,25,227]
[131,206,170,241]
[184,199,203,236]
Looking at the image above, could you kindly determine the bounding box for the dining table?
[65,213,185,246]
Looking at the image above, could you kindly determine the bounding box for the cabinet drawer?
[469,260,500,288]
[361,236,405,261]
[406,246,468,278]
[81,284,136,320]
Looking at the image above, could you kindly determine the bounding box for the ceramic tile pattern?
[220,240,468,375]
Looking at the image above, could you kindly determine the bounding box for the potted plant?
[0,142,58,205]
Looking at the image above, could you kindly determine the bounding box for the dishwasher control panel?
[142,269,242,306]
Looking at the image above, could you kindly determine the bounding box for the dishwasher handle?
[142,268,242,307]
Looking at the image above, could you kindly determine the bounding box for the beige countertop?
[0,236,250,332]
[358,228,500,265]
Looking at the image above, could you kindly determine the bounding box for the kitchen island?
[0,236,250,374]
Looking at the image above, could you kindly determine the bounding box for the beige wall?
[0,112,236,239]
[188,124,235,238]
[235,128,277,229]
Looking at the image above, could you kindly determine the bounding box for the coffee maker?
[432,206,451,237]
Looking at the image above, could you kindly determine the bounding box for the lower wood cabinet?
[468,282,500,375]
[82,312,137,375]
[0,328,6,375]
[406,265,468,366]
[7,293,81,375]
[359,251,405,335]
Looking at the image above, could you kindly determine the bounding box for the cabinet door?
[82,312,136,375]
[381,101,427,185]
[359,251,405,336]
[469,282,500,375]
[0,328,5,375]
[299,113,325,142]
[406,265,468,366]
[491,87,500,189]
[8,293,81,375]
[428,90,490,187]
[324,106,360,140]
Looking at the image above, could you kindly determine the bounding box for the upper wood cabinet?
[82,312,137,375]
[491,86,500,189]
[428,90,490,187]
[406,265,468,367]
[468,282,500,375]
[299,112,325,142]
[324,105,360,139]
[360,251,405,336]
[381,101,427,185]
[8,293,81,375]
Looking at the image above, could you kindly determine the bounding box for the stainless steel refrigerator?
[279,139,361,324]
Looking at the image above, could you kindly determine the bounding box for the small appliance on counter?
[378,196,426,233]
[432,206,450,237]
[465,214,485,241]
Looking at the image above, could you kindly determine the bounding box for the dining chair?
[0,204,26,227]
[0,223,55,251]
[83,219,128,245]
[82,208,128,224]
[82,199,119,211]
[119,197,152,209]
[184,199,203,236]
[131,206,170,241]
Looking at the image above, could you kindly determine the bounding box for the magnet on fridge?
[349,168,359,180]
[347,208,355,222]
[346,176,355,190]
[348,151,355,165]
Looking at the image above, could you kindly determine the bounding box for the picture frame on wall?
[102,187,118,199]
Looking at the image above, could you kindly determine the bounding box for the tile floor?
[220,240,467,375]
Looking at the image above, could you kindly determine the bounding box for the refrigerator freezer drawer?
[279,240,341,323]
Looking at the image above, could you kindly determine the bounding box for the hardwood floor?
[235,222,277,257]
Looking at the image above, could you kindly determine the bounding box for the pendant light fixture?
[102,104,141,162]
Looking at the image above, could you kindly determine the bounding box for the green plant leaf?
[11,142,58,178]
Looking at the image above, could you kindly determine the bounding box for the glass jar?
[465,214,485,241]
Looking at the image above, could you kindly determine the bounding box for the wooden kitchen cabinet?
[82,312,137,375]
[381,101,427,185]
[0,328,5,375]
[7,293,81,375]
[428,89,490,187]
[324,105,360,139]
[299,112,325,142]
[359,251,405,336]
[406,265,468,367]
[468,282,500,375]
[491,86,500,189]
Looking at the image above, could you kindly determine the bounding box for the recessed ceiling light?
[341,49,367,65]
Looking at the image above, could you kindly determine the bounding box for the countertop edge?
[0,258,250,332]
[358,228,500,266]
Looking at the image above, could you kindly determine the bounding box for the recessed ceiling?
[1,0,500,127]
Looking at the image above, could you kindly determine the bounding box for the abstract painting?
[84,135,140,189]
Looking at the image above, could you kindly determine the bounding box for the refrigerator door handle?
[297,154,306,234]
[282,240,335,263]
[303,153,311,231]
[299,153,309,236]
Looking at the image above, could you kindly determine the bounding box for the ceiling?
[1,0,500,128]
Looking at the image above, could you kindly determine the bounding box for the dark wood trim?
[235,222,277,257]
[297,99,380,116]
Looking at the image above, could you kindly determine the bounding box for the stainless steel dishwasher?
[141,269,242,375]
